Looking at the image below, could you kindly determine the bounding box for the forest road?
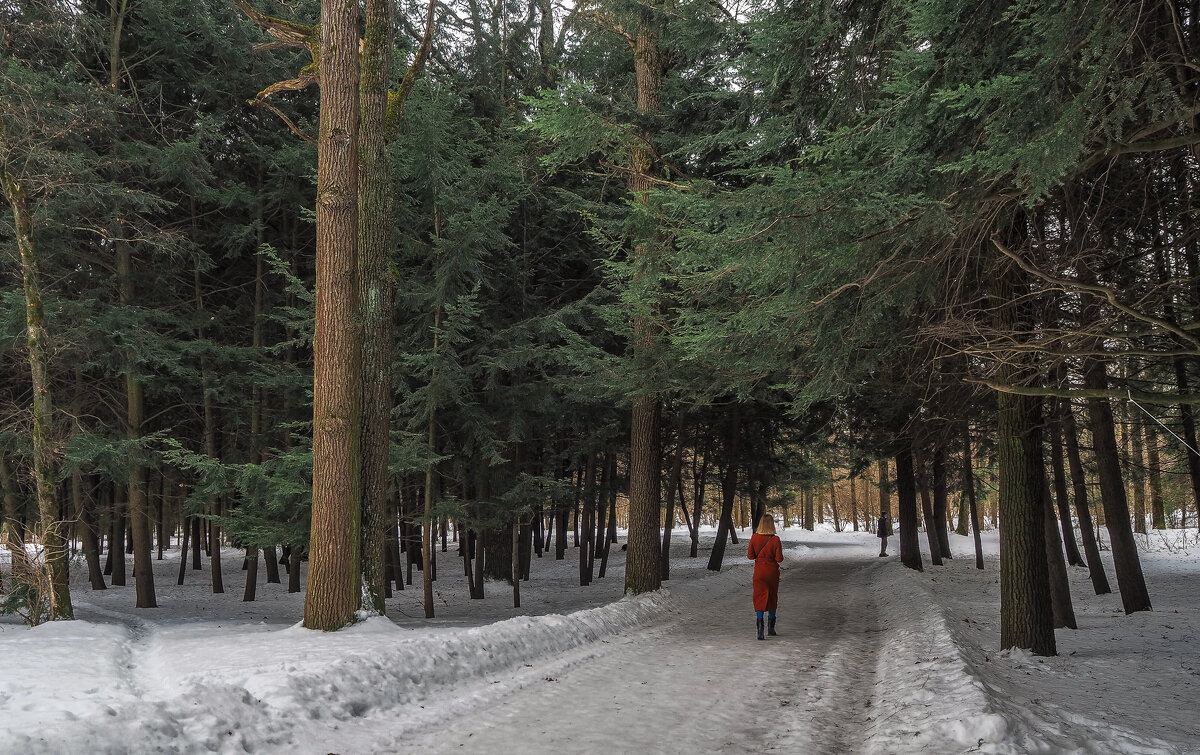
[394,539,884,755]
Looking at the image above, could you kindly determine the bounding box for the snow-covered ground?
[2,525,1197,754]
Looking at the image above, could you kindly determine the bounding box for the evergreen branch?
[386,0,437,140]
[991,234,1200,354]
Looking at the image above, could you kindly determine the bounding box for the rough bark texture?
[997,388,1055,655]
[358,0,395,616]
[1083,360,1152,614]
[305,0,363,631]
[1,164,73,619]
[622,6,667,596]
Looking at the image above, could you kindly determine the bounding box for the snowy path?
[390,540,886,754]
[6,527,1200,754]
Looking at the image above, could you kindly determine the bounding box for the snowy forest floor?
[2,525,1199,754]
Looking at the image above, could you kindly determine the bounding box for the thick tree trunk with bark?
[305,0,363,631]
[1082,360,1151,614]
[622,5,669,596]
[895,445,922,572]
[997,388,1056,655]
[358,0,395,617]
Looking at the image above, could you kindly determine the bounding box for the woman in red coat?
[747,515,783,640]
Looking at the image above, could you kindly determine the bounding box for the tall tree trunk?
[358,0,395,617]
[895,444,922,572]
[579,454,596,586]
[1048,401,1085,567]
[0,151,73,620]
[877,457,891,556]
[997,387,1055,655]
[689,444,708,557]
[962,422,983,570]
[849,474,859,532]
[305,0,363,631]
[1143,421,1167,529]
[1042,478,1077,630]
[915,451,943,566]
[243,546,259,602]
[72,376,105,590]
[932,446,952,558]
[622,6,668,596]
[660,420,684,580]
[111,488,126,587]
[1125,395,1148,535]
[707,409,740,571]
[1083,359,1152,614]
[1060,398,1111,594]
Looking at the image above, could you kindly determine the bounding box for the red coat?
[747,532,783,611]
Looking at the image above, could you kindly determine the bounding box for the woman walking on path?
[747,515,784,640]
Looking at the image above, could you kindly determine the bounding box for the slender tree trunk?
[962,422,983,570]
[849,475,859,532]
[176,517,190,586]
[1125,396,1148,535]
[689,444,708,557]
[0,155,73,619]
[1042,478,1077,630]
[915,450,943,566]
[877,458,890,556]
[1060,398,1111,594]
[1083,359,1152,614]
[111,486,127,586]
[71,382,105,591]
[191,516,202,571]
[580,454,596,586]
[1048,401,1085,566]
[932,446,952,559]
[660,421,684,580]
[511,519,521,608]
[305,0,364,631]
[707,409,739,571]
[1143,421,1167,529]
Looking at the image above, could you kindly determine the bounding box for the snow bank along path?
[3,528,1195,754]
